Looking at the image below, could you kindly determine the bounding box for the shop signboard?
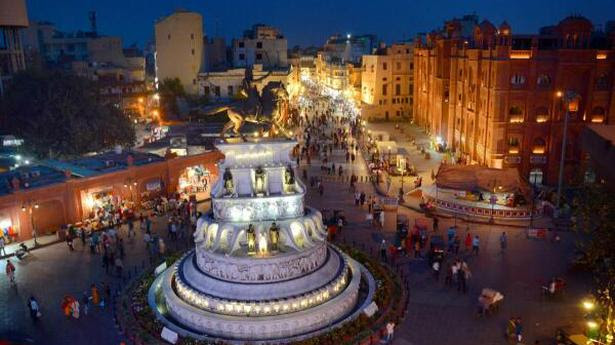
[504,156,521,164]
[530,155,547,164]
[146,180,162,191]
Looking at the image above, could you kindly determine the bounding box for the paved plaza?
[0,125,591,345]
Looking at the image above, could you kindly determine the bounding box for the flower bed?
[117,247,407,345]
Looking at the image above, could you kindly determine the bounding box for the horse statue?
[200,68,288,141]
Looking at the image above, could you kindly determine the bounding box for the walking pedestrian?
[5,259,15,284]
[0,237,5,256]
[114,256,124,277]
[432,260,440,281]
[453,236,460,254]
[380,240,387,262]
[444,263,453,286]
[472,235,480,255]
[128,220,135,238]
[118,238,125,259]
[515,317,523,343]
[66,236,74,251]
[81,291,89,316]
[102,252,110,274]
[28,296,41,321]
[500,232,507,252]
[90,283,100,306]
[464,232,472,252]
[458,267,467,293]
[385,321,395,342]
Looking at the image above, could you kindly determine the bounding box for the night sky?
[26,0,615,48]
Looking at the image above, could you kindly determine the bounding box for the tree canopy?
[572,183,615,337]
[158,77,185,119]
[0,70,135,159]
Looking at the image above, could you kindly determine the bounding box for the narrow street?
[294,78,591,345]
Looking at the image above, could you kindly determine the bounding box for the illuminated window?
[591,107,605,123]
[595,73,609,90]
[511,74,526,86]
[537,74,551,87]
[529,169,543,185]
[535,107,549,123]
[509,106,524,123]
[508,137,520,154]
[532,138,546,154]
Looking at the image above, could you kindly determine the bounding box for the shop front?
[177,165,211,202]
[0,212,18,243]
[81,187,124,225]
[141,178,165,209]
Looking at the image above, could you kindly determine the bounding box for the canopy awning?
[435,164,530,196]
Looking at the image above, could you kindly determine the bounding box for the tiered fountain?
[149,138,375,342]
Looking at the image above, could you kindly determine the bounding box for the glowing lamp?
[583,300,595,311]
[269,222,280,251]
[246,224,256,255]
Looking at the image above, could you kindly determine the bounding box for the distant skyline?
[26,0,615,48]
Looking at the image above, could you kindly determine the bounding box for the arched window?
[537,74,551,88]
[510,74,526,86]
[595,73,610,90]
[591,106,605,123]
[532,138,546,154]
[584,168,596,184]
[529,169,543,185]
[535,107,549,123]
[508,137,520,154]
[509,106,524,123]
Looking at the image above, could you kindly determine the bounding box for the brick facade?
[413,15,615,185]
[0,151,222,241]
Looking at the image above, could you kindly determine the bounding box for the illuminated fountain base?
[149,139,374,342]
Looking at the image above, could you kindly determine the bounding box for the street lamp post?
[399,169,405,203]
[556,90,580,213]
[529,174,538,229]
[21,201,39,247]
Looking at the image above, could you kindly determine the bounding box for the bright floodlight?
[583,300,595,311]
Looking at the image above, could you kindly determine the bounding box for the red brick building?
[0,150,222,242]
[413,15,615,185]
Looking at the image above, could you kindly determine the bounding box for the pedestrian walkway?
[0,233,59,259]
[292,88,588,345]
[0,208,197,345]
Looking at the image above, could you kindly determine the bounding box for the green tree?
[158,77,185,119]
[572,184,615,339]
[0,70,135,159]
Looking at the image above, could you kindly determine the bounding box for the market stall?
[178,165,211,201]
